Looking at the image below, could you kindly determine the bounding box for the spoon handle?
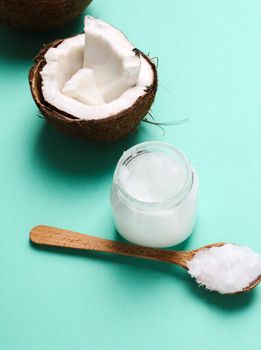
[30,225,190,268]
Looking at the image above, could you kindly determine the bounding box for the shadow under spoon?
[30,225,261,294]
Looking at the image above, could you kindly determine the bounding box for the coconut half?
[0,0,92,30]
[29,16,157,141]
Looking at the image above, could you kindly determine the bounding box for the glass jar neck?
[114,141,194,210]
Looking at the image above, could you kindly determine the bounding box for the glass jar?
[110,141,199,247]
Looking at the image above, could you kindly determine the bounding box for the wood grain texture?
[30,225,191,268]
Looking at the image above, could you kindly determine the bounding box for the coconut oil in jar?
[110,141,199,247]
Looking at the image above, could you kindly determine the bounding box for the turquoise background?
[1,0,261,349]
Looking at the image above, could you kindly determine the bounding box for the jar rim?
[113,141,194,209]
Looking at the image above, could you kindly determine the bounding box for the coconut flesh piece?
[62,68,106,105]
[40,16,154,120]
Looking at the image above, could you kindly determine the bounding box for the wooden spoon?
[30,225,261,294]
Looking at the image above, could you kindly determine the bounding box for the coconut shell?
[29,37,158,142]
[0,0,92,31]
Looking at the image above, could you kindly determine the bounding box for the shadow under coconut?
[34,122,130,179]
[0,11,87,62]
[33,111,160,179]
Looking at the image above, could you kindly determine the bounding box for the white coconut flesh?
[40,16,154,120]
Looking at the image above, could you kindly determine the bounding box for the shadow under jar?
[111,141,199,248]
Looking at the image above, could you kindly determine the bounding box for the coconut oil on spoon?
[30,225,261,295]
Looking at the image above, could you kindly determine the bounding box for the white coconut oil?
[188,244,261,294]
[110,142,199,247]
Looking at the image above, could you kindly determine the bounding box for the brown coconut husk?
[29,37,158,142]
[0,0,92,31]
